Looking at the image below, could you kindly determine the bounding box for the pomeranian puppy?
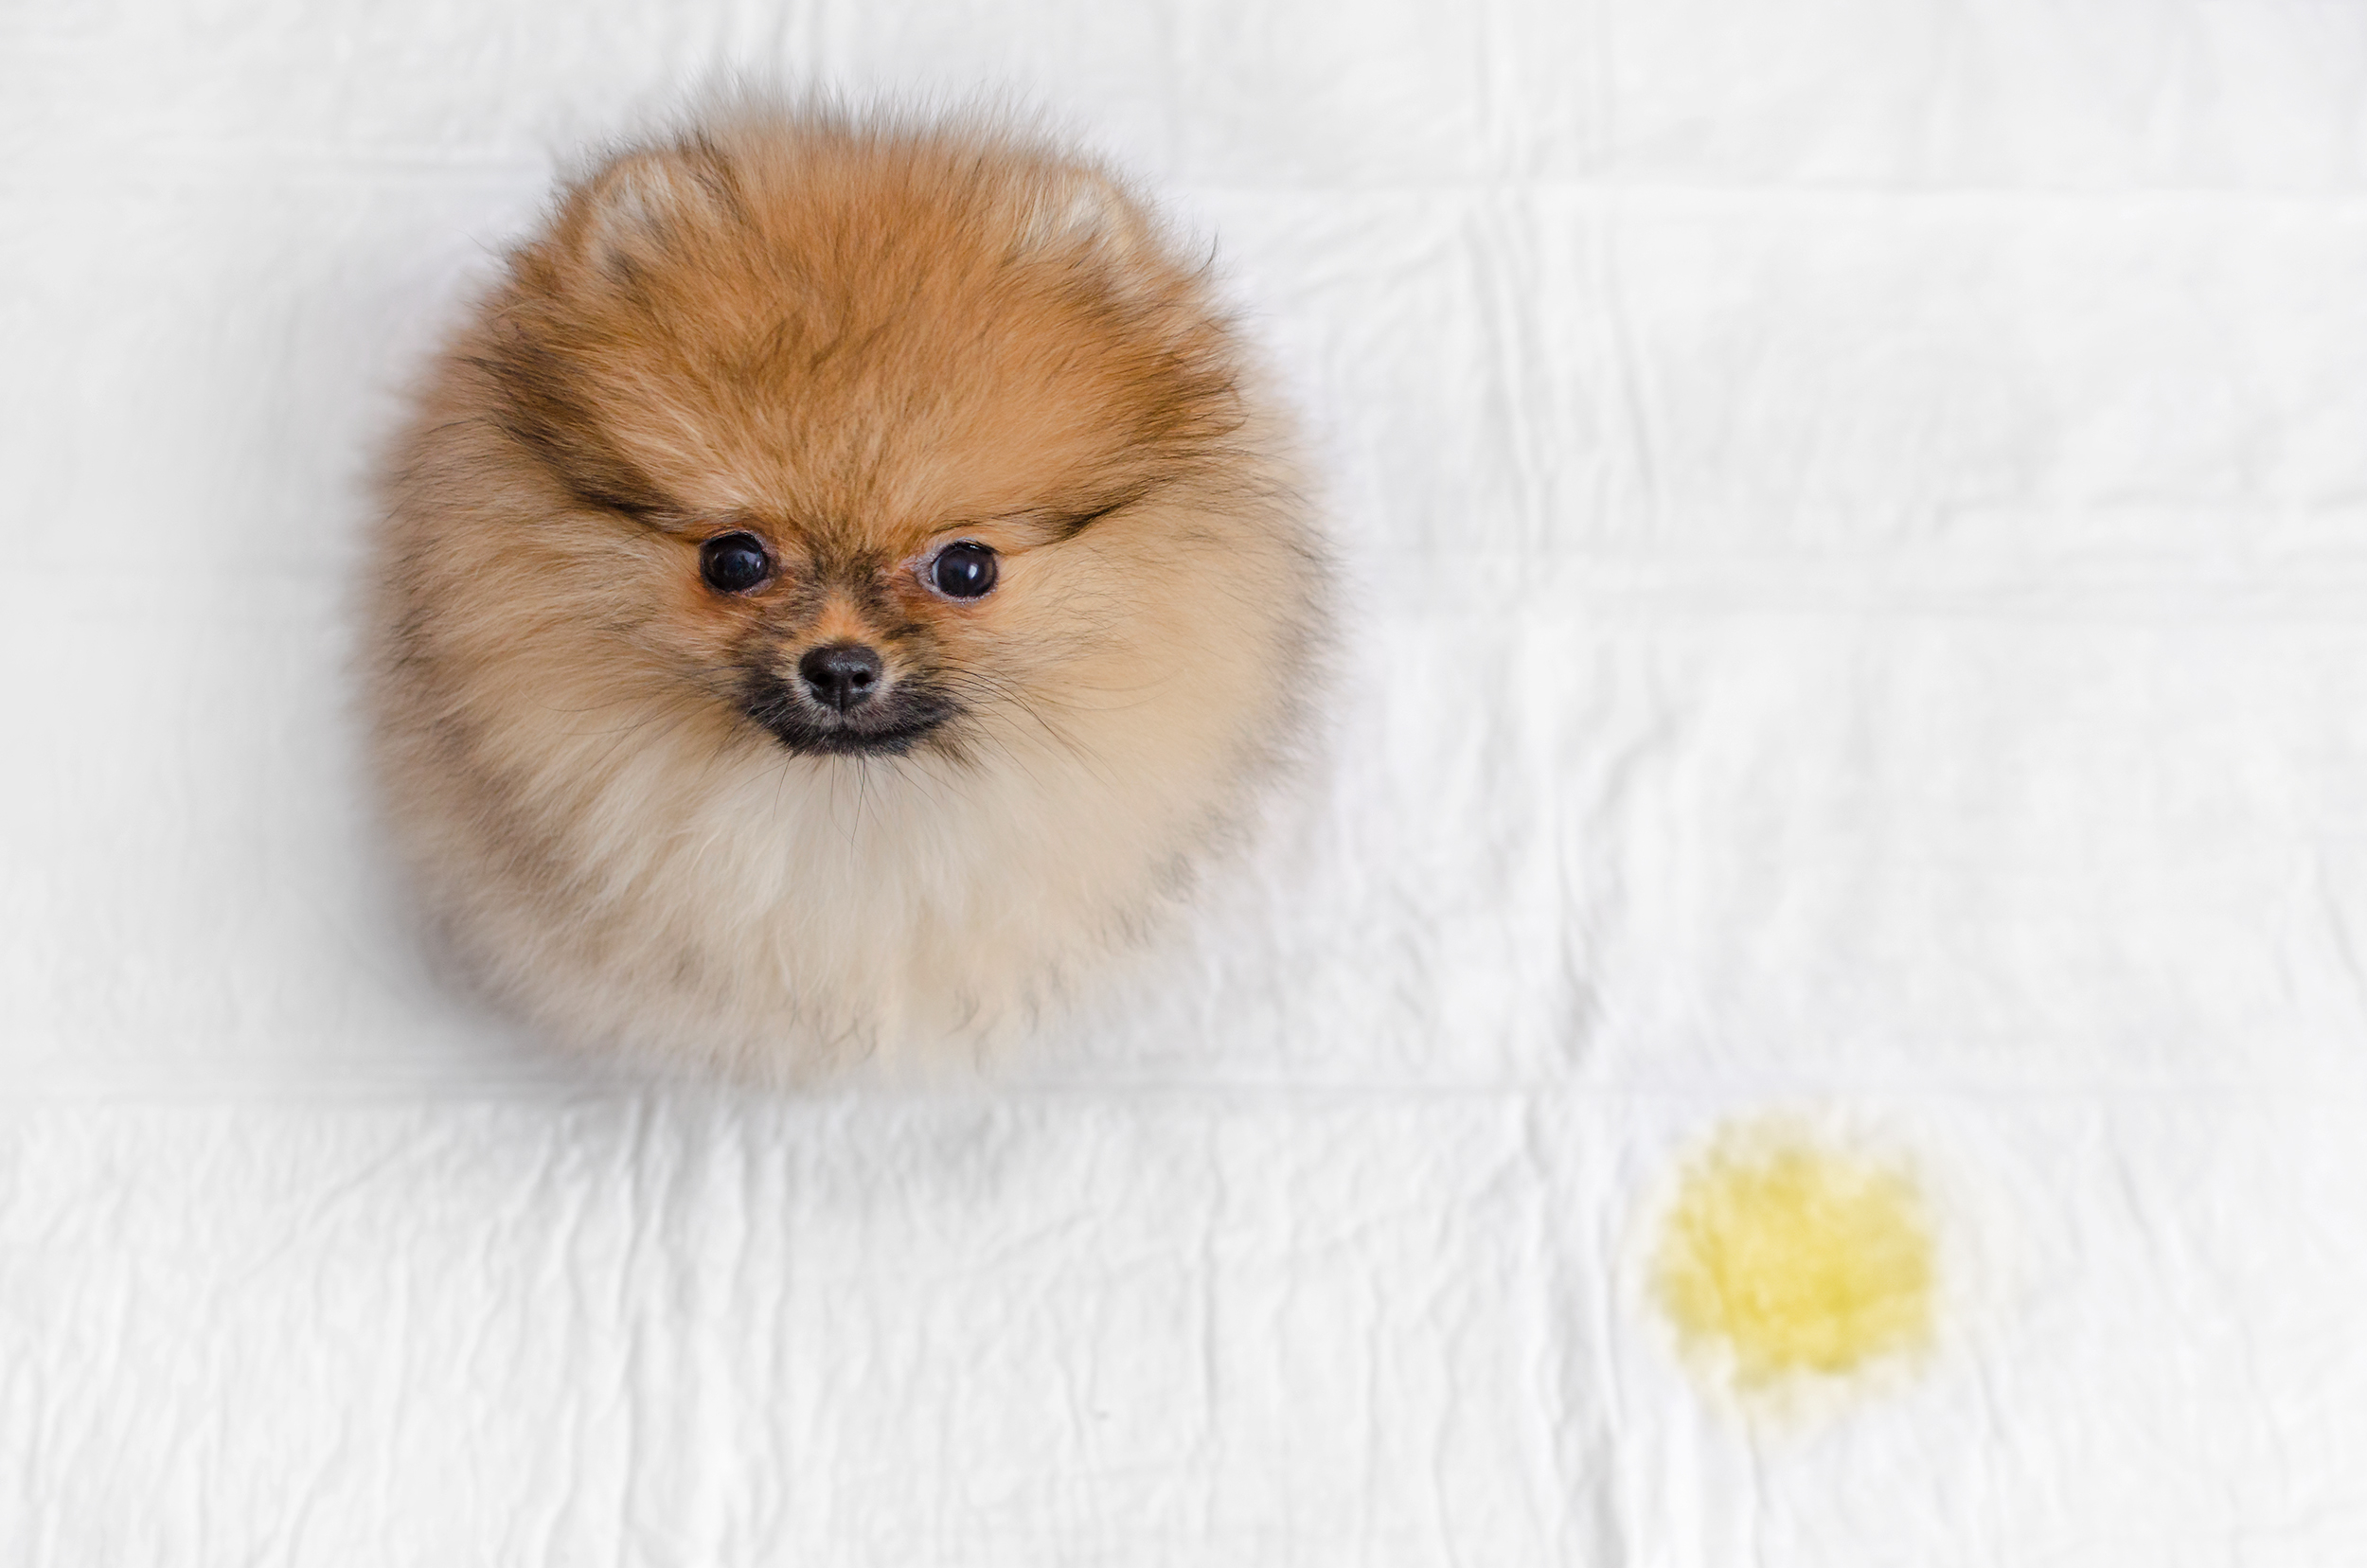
[366,104,1326,1077]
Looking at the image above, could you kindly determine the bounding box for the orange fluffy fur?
[366,105,1326,1077]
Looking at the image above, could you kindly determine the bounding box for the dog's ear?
[561,147,733,277]
[1021,169,1152,265]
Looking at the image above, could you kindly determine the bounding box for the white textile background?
[9,1,2367,1562]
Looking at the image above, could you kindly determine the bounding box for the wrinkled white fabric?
[9,1,2367,1561]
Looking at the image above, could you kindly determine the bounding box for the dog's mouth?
[739,668,956,757]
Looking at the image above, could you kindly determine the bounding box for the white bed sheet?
[9,1,2367,1561]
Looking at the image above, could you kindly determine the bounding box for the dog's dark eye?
[699,532,772,595]
[930,541,998,599]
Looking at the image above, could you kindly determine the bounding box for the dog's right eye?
[699,532,773,595]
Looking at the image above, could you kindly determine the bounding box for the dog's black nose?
[798,643,883,711]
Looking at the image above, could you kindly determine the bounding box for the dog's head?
[473,116,1264,766]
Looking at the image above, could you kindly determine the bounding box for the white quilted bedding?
[10,1,2367,1561]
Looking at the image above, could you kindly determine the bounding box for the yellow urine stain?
[1652,1123,1935,1385]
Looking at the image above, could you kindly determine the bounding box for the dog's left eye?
[699,531,773,595]
[929,541,999,599]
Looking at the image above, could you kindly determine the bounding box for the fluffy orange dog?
[367,106,1326,1075]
